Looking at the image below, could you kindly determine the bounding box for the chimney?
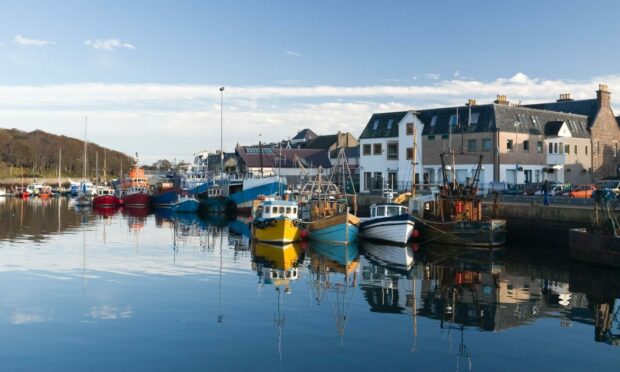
[494,95,509,105]
[466,99,476,106]
[597,83,611,108]
[557,93,574,102]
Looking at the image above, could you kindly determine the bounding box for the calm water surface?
[0,197,618,371]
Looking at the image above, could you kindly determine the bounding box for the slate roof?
[306,134,338,149]
[544,121,564,136]
[524,99,599,127]
[359,111,410,139]
[416,104,590,138]
[235,145,332,169]
[329,146,360,159]
[292,128,317,142]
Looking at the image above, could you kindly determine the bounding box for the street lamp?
[220,87,225,174]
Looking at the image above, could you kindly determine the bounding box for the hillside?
[0,128,133,179]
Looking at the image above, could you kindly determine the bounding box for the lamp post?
[219,87,225,175]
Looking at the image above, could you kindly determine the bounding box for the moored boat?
[93,186,122,207]
[152,181,178,208]
[119,162,151,207]
[408,153,506,248]
[359,203,415,245]
[569,190,620,267]
[228,175,287,214]
[252,199,303,244]
[171,194,200,213]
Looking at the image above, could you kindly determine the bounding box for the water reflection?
[0,198,618,371]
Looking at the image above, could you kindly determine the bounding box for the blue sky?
[1,0,620,162]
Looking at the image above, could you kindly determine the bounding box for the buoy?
[300,229,309,239]
[412,243,420,252]
[412,229,420,239]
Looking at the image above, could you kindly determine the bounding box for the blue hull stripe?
[228,181,286,207]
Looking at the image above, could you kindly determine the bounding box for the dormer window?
[387,119,394,129]
[372,120,379,130]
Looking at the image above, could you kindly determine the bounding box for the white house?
[358,111,424,193]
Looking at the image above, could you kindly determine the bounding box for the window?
[449,114,458,126]
[387,206,400,216]
[469,112,480,124]
[377,206,385,216]
[406,147,413,160]
[387,119,394,129]
[507,139,514,151]
[585,146,588,155]
[406,123,413,135]
[442,134,449,139]
[554,143,558,153]
[373,143,382,155]
[362,144,371,156]
[264,206,270,214]
[387,143,398,160]
[596,142,599,155]
[537,141,543,153]
[523,140,530,152]
[293,207,297,214]
[430,116,438,127]
[428,135,435,140]
[531,116,539,126]
[615,143,618,157]
[482,139,492,151]
[286,207,291,213]
[535,170,541,182]
[467,139,477,152]
[574,145,577,155]
[565,144,570,154]
[388,172,397,190]
[372,120,379,130]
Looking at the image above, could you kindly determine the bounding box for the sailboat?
[75,118,93,207]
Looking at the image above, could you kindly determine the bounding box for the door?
[506,169,516,185]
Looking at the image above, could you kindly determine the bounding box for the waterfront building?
[358,85,619,191]
[358,110,425,193]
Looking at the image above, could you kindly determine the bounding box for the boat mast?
[259,133,263,178]
[412,123,417,198]
[58,148,62,189]
[95,151,99,186]
[83,116,88,181]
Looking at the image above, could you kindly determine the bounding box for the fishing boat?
[409,152,506,247]
[300,150,360,245]
[119,160,151,207]
[228,175,287,214]
[569,190,620,267]
[151,181,178,208]
[171,194,200,213]
[359,200,415,245]
[252,198,303,244]
[92,185,122,207]
[75,181,93,206]
[39,185,53,198]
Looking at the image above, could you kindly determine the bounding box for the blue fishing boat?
[152,188,178,207]
[228,176,286,213]
[171,195,200,213]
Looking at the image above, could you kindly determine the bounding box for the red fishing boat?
[93,186,123,207]
[119,164,151,207]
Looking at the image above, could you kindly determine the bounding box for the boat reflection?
[361,241,414,272]
[93,206,121,218]
[308,241,359,345]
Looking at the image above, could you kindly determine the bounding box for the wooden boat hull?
[253,217,302,244]
[122,192,151,207]
[359,213,415,246]
[569,228,620,267]
[308,213,359,244]
[414,218,506,247]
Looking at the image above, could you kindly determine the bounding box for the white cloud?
[425,73,441,80]
[0,73,617,162]
[454,70,460,78]
[284,50,301,57]
[84,38,135,51]
[13,34,56,46]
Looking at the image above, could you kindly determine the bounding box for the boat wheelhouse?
[252,199,302,244]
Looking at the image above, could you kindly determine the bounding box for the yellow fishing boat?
[252,199,303,244]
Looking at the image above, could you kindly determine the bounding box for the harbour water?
[0,197,618,371]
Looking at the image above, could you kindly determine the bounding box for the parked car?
[501,184,526,195]
[568,184,596,198]
[533,183,565,196]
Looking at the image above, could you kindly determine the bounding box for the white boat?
[359,203,414,245]
[0,188,7,197]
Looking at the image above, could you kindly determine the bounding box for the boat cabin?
[369,203,408,218]
[259,199,299,220]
